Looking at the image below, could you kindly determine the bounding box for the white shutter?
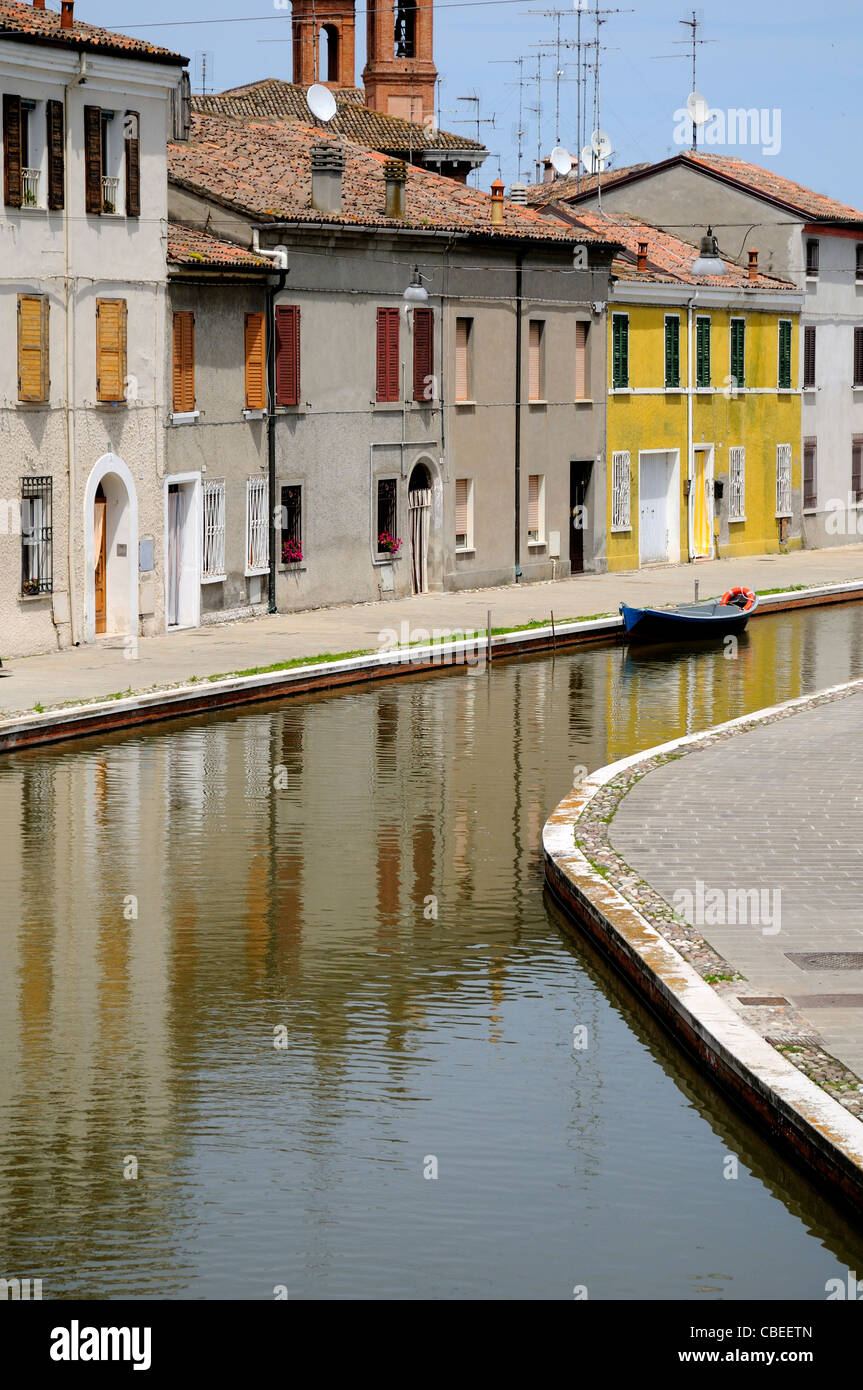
[776,444,792,517]
[455,318,470,401]
[612,451,631,531]
[202,479,226,578]
[728,447,745,521]
[455,478,469,547]
[528,474,542,541]
[246,476,269,573]
[575,320,588,399]
[529,320,543,400]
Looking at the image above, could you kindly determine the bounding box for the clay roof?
[168,114,614,246]
[0,0,186,64]
[571,210,794,289]
[195,80,485,158]
[525,163,651,207]
[167,223,273,271]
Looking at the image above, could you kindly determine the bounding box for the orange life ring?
[720,585,756,612]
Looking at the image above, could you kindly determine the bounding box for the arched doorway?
[83,453,139,643]
[408,461,432,594]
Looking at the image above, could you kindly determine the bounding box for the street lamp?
[403,266,429,304]
[691,226,726,277]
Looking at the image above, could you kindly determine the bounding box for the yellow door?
[692,451,711,558]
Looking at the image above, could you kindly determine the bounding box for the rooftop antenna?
[307,83,338,124]
[454,94,497,186]
[651,9,716,151]
[527,54,544,182]
[491,56,531,184]
[587,1,631,205]
[195,51,214,97]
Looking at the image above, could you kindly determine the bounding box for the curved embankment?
[543,678,863,1218]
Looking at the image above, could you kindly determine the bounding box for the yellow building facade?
[604,286,803,572]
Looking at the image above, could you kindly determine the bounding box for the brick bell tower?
[363,0,437,126]
[292,1,357,90]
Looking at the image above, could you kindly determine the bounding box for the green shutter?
[665,316,680,388]
[778,321,792,389]
[696,317,711,387]
[731,319,745,389]
[613,314,628,388]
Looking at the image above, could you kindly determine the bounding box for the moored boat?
[620,586,757,644]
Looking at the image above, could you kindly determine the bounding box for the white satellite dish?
[307,83,338,124]
[686,91,710,127]
[581,146,607,175]
[591,129,613,161]
[550,145,573,177]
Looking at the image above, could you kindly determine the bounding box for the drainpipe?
[514,252,524,580]
[686,294,698,562]
[260,249,288,613]
[63,56,87,644]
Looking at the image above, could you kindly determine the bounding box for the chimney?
[748,248,759,281]
[32,1,46,9]
[310,144,345,215]
[490,178,504,227]
[383,159,407,219]
[509,182,527,206]
[60,0,74,27]
[637,241,648,273]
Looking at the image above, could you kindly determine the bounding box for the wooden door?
[94,497,107,634]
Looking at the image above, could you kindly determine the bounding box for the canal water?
[2,603,863,1300]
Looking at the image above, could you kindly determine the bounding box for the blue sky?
[87,0,860,201]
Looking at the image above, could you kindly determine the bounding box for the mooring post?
[551,610,556,651]
[695,579,699,603]
[487,610,493,665]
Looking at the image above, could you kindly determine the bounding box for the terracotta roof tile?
[683,152,863,224]
[169,114,614,246]
[0,0,186,64]
[525,163,651,206]
[195,80,484,157]
[167,223,273,270]
[571,210,794,289]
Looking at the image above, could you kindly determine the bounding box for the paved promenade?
[610,686,863,1083]
[3,545,863,717]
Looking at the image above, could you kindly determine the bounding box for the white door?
[166,478,201,629]
[639,453,669,564]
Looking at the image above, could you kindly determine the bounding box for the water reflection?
[1,604,863,1298]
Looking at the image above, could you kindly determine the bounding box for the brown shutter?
[855,328,863,387]
[96,298,127,403]
[3,94,22,208]
[275,304,300,407]
[84,105,102,215]
[455,479,468,539]
[245,311,266,410]
[527,475,540,532]
[455,317,470,401]
[46,100,64,210]
[376,307,399,403]
[529,320,543,400]
[803,438,817,510]
[18,294,49,402]
[575,320,588,398]
[172,311,195,414]
[803,325,816,388]
[853,437,863,502]
[124,111,140,217]
[412,306,433,401]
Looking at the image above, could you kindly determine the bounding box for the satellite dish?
[307,83,337,124]
[591,130,613,161]
[550,145,573,177]
[581,146,607,175]
[686,91,710,127]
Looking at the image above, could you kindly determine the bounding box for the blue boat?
[620,589,757,644]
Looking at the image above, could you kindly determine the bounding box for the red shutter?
[3,94,22,208]
[47,100,64,210]
[125,111,140,218]
[376,307,400,403]
[84,105,102,215]
[275,304,301,407]
[412,306,433,401]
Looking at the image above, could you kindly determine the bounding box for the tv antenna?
[652,9,716,151]
[454,94,497,185]
[307,83,338,124]
[491,56,532,184]
[195,51,214,97]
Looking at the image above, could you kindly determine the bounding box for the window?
[246,476,269,574]
[855,327,863,387]
[2,94,58,208]
[172,311,195,414]
[275,304,301,407]
[244,312,266,410]
[124,111,140,218]
[730,318,745,389]
[455,316,473,401]
[853,437,863,504]
[611,451,631,531]
[21,476,52,596]
[857,246,863,284]
[17,294,49,403]
[729,447,745,521]
[455,477,473,550]
[806,238,819,278]
[47,100,63,210]
[85,106,122,215]
[96,298,127,403]
[803,325,816,388]
[776,443,792,518]
[201,479,226,580]
[778,320,792,389]
[696,315,711,387]
[528,320,545,400]
[612,313,629,388]
[575,320,590,399]
[280,484,303,564]
[664,315,680,389]
[527,474,545,543]
[376,477,398,552]
[803,437,817,511]
[376,307,400,403]
[412,306,434,402]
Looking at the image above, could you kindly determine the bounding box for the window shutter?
[527,475,540,531]
[3,94,22,208]
[575,320,588,398]
[731,319,745,387]
[455,317,470,400]
[244,311,266,410]
[696,317,711,386]
[376,307,399,403]
[855,328,863,387]
[18,295,49,402]
[529,321,543,399]
[46,100,64,210]
[275,304,301,407]
[84,105,102,215]
[172,312,195,414]
[803,325,816,388]
[412,306,433,401]
[803,439,817,510]
[124,110,140,218]
[455,478,468,539]
[853,438,863,502]
[665,317,680,388]
[612,315,628,388]
[96,299,127,403]
[778,321,792,388]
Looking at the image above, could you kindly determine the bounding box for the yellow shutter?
[528,475,540,532]
[245,312,266,410]
[172,311,195,414]
[455,317,470,401]
[18,294,49,402]
[575,320,588,399]
[455,478,468,540]
[529,320,543,400]
[96,298,127,403]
